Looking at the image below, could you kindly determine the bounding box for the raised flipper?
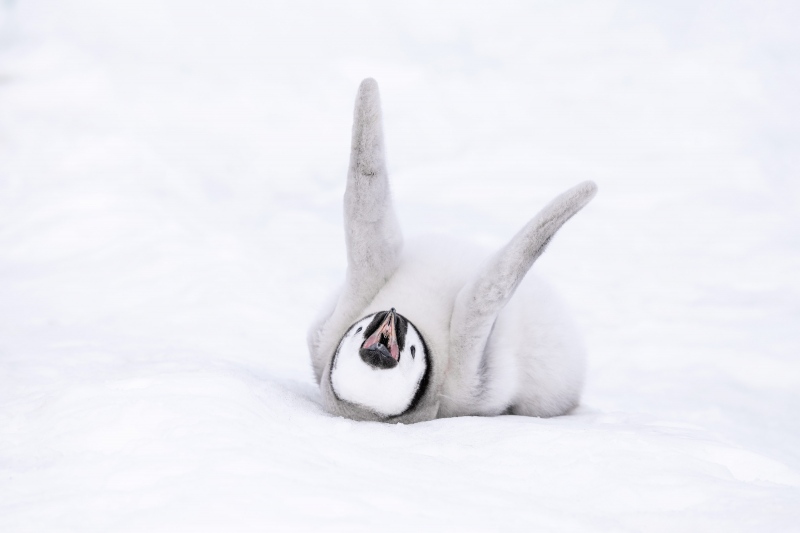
[446,181,597,406]
[308,79,404,382]
[342,78,403,307]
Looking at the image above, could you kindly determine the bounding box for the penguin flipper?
[446,181,597,406]
[342,78,403,306]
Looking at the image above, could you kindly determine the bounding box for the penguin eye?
[410,346,416,359]
[355,327,362,334]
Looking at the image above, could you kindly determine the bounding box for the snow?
[1,0,799,530]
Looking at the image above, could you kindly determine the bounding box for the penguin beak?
[359,308,400,369]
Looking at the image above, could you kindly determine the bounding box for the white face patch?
[330,312,428,418]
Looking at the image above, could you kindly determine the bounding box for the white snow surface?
[1,1,800,531]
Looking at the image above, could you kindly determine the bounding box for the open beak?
[359,308,400,369]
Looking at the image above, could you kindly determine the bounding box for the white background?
[1,1,799,530]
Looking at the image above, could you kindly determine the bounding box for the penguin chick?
[308,78,597,423]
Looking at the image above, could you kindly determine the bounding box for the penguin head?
[330,308,430,418]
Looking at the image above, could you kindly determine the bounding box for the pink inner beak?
[361,310,400,361]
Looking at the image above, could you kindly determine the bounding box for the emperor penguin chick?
[307,78,597,423]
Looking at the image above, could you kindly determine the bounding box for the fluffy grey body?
[307,78,596,423]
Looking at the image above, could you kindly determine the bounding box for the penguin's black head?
[330,309,430,418]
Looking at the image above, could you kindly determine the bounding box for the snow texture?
[1,1,799,531]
